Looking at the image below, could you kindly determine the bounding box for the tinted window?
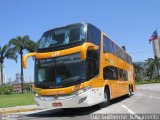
[87,24,101,47]
[121,51,125,61]
[111,41,115,54]
[103,66,118,80]
[103,36,116,54]
[119,69,123,80]
[124,53,127,62]
[104,36,112,53]
[87,51,99,78]
[128,56,132,64]
[87,24,101,75]
[103,35,132,64]
[123,71,128,81]
[38,24,86,49]
[103,66,128,81]
[115,45,122,58]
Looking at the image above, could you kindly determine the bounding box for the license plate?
[52,103,62,107]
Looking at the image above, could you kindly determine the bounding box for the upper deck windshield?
[38,24,87,49]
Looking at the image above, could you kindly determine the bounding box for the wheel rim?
[104,91,107,101]
[129,88,132,96]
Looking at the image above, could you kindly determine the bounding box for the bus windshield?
[35,53,87,88]
[38,24,87,49]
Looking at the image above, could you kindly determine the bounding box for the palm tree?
[9,36,36,93]
[145,58,155,80]
[0,44,17,85]
[133,63,143,82]
[145,57,160,80]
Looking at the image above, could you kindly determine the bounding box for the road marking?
[150,96,160,100]
[121,105,135,114]
[121,105,142,120]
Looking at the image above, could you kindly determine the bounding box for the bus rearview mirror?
[23,43,99,68]
[80,43,99,60]
[23,52,35,68]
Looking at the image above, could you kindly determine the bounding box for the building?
[12,82,22,93]
[152,39,160,58]
[151,37,160,76]
[6,78,12,86]
[12,82,34,93]
[15,73,21,82]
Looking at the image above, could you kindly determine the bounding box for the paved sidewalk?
[0,105,37,114]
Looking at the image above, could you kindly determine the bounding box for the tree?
[9,36,36,93]
[145,57,160,80]
[133,63,144,82]
[0,44,17,85]
[145,58,155,80]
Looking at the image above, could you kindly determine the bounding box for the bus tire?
[127,85,132,97]
[98,88,110,108]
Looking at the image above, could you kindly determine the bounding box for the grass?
[0,93,35,108]
[136,80,160,85]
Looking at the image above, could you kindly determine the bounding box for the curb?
[0,107,37,114]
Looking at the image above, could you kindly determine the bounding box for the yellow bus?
[23,22,135,109]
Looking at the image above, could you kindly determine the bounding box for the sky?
[0,0,160,82]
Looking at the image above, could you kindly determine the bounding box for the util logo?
[52,52,60,57]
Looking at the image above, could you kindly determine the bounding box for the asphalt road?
[13,83,160,120]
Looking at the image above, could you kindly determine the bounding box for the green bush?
[153,75,160,80]
[136,79,160,84]
[0,85,12,95]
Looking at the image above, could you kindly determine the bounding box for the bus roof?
[41,22,132,59]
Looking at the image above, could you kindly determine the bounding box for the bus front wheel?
[98,88,110,108]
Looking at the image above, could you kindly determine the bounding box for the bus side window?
[118,68,128,81]
[87,58,94,78]
[87,50,99,78]
[87,24,101,47]
[123,70,128,81]
[103,66,118,80]
[88,58,98,76]
[103,36,112,53]
[103,67,111,80]
[103,66,130,81]
[111,41,115,54]
[119,69,123,80]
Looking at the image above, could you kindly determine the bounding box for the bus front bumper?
[35,87,104,109]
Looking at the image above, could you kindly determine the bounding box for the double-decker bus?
[23,22,135,109]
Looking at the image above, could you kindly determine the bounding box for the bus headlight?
[35,94,55,100]
[72,86,91,95]
[35,93,40,97]
[35,93,43,99]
